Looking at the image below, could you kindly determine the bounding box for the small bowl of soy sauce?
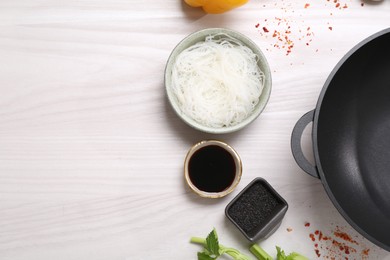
[184,140,242,198]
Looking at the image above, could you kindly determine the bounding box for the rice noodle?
[171,33,265,128]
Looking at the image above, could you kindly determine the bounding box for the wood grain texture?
[0,0,389,259]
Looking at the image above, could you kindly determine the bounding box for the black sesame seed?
[227,181,283,237]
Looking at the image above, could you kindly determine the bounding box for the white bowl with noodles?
[165,28,272,134]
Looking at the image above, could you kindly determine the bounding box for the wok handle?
[291,110,320,179]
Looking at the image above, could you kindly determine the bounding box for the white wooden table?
[0,0,389,259]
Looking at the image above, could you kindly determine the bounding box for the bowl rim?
[164,27,272,134]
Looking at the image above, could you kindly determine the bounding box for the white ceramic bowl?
[165,28,272,134]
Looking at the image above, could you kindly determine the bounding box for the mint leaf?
[206,228,220,257]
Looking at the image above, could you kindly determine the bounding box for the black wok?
[291,28,390,251]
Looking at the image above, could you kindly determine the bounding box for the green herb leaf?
[276,246,287,260]
[198,251,215,260]
[276,246,309,260]
[205,228,220,256]
[286,252,308,260]
[190,228,251,260]
[198,252,215,260]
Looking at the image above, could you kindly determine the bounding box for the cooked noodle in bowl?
[165,28,272,134]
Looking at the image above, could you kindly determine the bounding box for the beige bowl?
[165,28,272,134]
[184,140,242,198]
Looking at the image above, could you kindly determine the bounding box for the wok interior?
[316,31,390,249]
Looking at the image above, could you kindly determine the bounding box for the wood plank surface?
[0,0,389,259]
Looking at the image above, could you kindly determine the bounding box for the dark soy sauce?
[188,145,236,192]
[227,181,282,237]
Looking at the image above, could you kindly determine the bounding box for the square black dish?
[225,177,288,242]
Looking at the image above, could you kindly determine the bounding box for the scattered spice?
[306,225,372,259]
[327,0,349,9]
[315,249,321,257]
[334,228,359,245]
[255,0,365,55]
[287,227,293,232]
[304,222,311,227]
[362,249,370,256]
[255,16,306,55]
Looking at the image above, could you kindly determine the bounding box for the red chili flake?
[362,248,370,255]
[332,239,357,255]
[361,2,365,6]
[307,227,370,259]
[335,2,340,8]
[343,4,348,8]
[255,23,260,28]
[334,231,358,245]
[255,3,318,56]
[329,26,333,30]
[315,249,321,257]
[304,222,311,227]
[319,231,323,241]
